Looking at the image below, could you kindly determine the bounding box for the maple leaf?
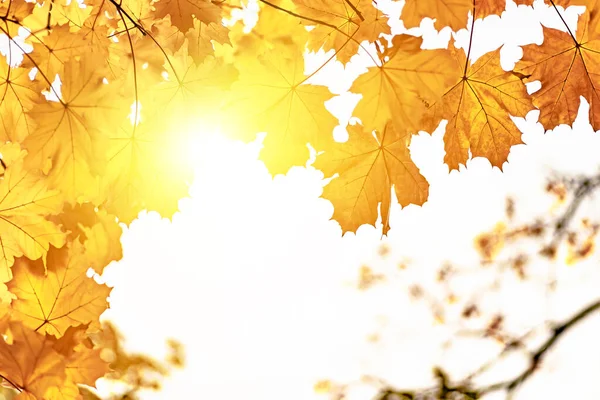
[109,28,166,78]
[350,34,458,136]
[0,319,70,399]
[223,46,338,174]
[115,0,156,32]
[421,47,532,170]
[7,243,111,337]
[0,143,65,283]
[153,0,222,32]
[229,0,309,61]
[315,122,428,234]
[102,109,193,223]
[0,0,34,22]
[49,203,123,274]
[26,24,89,81]
[54,324,110,389]
[0,58,42,143]
[514,9,600,131]
[401,0,471,31]
[185,19,230,65]
[293,0,391,63]
[401,0,536,31]
[103,52,235,222]
[24,57,128,202]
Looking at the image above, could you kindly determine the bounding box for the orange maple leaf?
[315,122,428,234]
[27,24,90,81]
[401,0,536,31]
[401,0,472,31]
[53,324,110,389]
[421,47,532,170]
[153,0,222,32]
[7,243,111,337]
[514,9,600,131]
[0,319,71,399]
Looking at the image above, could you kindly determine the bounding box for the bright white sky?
[99,1,600,399]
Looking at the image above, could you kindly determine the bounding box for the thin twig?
[548,0,577,44]
[463,7,476,76]
[108,0,147,35]
[259,0,339,30]
[479,299,600,396]
[344,0,364,21]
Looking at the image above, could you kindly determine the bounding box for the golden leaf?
[421,47,532,170]
[350,34,458,136]
[8,243,111,336]
[0,143,65,282]
[224,45,337,174]
[515,9,600,130]
[316,122,428,234]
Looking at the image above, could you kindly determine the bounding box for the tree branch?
[367,299,600,399]
[479,299,600,396]
[343,0,364,22]
[108,0,147,36]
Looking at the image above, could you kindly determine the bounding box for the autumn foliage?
[0,0,595,397]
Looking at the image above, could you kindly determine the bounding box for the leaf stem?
[548,0,577,44]
[463,6,476,76]
[0,373,22,392]
[108,0,147,36]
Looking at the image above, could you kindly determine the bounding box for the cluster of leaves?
[0,0,597,396]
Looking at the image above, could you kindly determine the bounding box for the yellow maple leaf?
[103,52,235,222]
[514,9,600,131]
[0,143,65,283]
[186,19,230,65]
[103,107,192,223]
[350,34,458,136]
[0,58,42,144]
[26,23,90,81]
[49,203,123,274]
[226,0,308,63]
[315,122,428,234]
[293,0,391,63]
[7,243,111,337]
[24,57,128,202]
[421,47,532,170]
[223,45,337,174]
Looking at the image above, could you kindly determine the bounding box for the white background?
[100,1,600,399]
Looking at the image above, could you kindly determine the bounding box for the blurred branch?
[478,299,600,397]
[545,172,600,254]
[358,171,600,400]
[367,299,600,400]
